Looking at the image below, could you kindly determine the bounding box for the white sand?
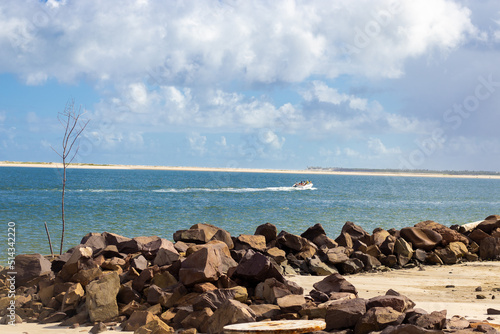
[1,161,500,179]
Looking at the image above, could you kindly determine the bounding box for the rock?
[276,231,309,252]
[152,271,178,290]
[232,249,284,284]
[400,227,442,251]
[380,235,397,256]
[487,308,500,315]
[325,297,367,330]
[211,229,234,249]
[190,223,222,240]
[308,255,338,275]
[312,234,338,249]
[153,240,180,267]
[372,229,391,247]
[340,221,372,245]
[301,223,327,241]
[380,324,445,333]
[123,310,156,331]
[173,229,207,244]
[103,232,136,253]
[448,315,470,330]
[295,240,318,260]
[250,304,281,321]
[235,234,267,252]
[367,295,415,313]
[355,306,405,334]
[394,237,414,265]
[257,278,292,303]
[434,248,457,265]
[479,237,500,260]
[61,282,85,312]
[425,251,444,265]
[351,251,382,270]
[476,217,500,234]
[266,247,287,264]
[276,294,306,313]
[380,254,398,267]
[255,223,278,244]
[335,232,353,249]
[413,249,427,262]
[469,228,492,244]
[58,246,94,280]
[181,307,214,332]
[338,258,364,275]
[325,247,350,265]
[414,310,447,330]
[192,288,238,311]
[415,220,469,246]
[179,243,237,286]
[86,271,120,322]
[312,273,357,295]
[89,322,108,334]
[81,234,107,253]
[204,299,256,334]
[14,254,52,287]
[39,311,67,324]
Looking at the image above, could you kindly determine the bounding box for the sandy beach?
[2,161,500,179]
[3,262,499,333]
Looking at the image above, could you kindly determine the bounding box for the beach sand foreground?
[3,262,499,334]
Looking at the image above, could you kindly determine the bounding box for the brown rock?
[325,247,350,265]
[425,251,444,265]
[340,221,371,245]
[434,248,457,265]
[312,273,357,295]
[448,315,470,330]
[367,295,415,313]
[210,229,234,249]
[89,322,108,334]
[325,297,367,330]
[372,229,391,247]
[415,310,447,330]
[351,251,382,270]
[415,220,469,246]
[335,232,353,249]
[276,231,309,252]
[15,254,52,287]
[232,249,284,284]
[479,237,500,260]
[102,232,136,253]
[204,299,256,334]
[61,282,85,312]
[338,258,364,275]
[190,223,221,240]
[308,256,338,275]
[173,229,207,244]
[81,234,107,253]
[400,227,442,251]
[266,247,287,264]
[236,234,267,252]
[312,234,338,249]
[86,271,120,322]
[152,271,178,290]
[469,228,492,244]
[301,223,327,241]
[255,223,278,244]
[39,311,67,324]
[123,310,156,331]
[181,307,214,332]
[355,306,405,334]
[153,240,180,267]
[276,294,306,313]
[476,217,500,234]
[192,288,237,311]
[380,235,396,255]
[380,324,445,333]
[250,304,281,321]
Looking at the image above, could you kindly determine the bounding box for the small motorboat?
[293,180,313,189]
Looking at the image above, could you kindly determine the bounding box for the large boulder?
[14,254,52,287]
[476,216,500,234]
[276,231,309,252]
[204,299,256,334]
[173,229,207,244]
[86,271,120,322]
[325,247,350,265]
[340,221,371,245]
[235,234,267,252]
[153,240,180,267]
[232,249,284,284]
[366,295,415,313]
[400,227,442,251]
[479,237,500,260]
[325,297,367,330]
[415,221,469,246]
[301,223,327,242]
[179,242,237,286]
[255,223,278,244]
[312,273,357,295]
[355,306,405,334]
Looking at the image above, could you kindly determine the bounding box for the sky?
[1,0,500,171]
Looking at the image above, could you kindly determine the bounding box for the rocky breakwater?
[1,215,500,333]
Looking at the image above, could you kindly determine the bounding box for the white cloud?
[368,137,401,155]
[188,133,207,155]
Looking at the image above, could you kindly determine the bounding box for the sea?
[1,166,499,256]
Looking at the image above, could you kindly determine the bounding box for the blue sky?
[1,0,500,171]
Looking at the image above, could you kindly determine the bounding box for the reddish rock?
[153,240,180,267]
[340,221,371,245]
[469,228,492,244]
[355,306,405,334]
[255,223,278,244]
[235,234,267,252]
[179,247,222,286]
[312,234,338,249]
[335,232,353,249]
[414,310,447,330]
[367,295,415,313]
[372,229,391,247]
[192,288,238,311]
[181,307,213,332]
[102,232,137,253]
[325,297,367,330]
[276,231,309,252]
[415,220,469,246]
[301,223,327,241]
[204,299,256,334]
[122,310,155,331]
[232,249,284,284]
[15,254,52,287]
[400,227,442,251]
[173,229,207,244]
[210,229,234,249]
[476,216,500,234]
[312,273,357,295]
[81,234,107,253]
[479,237,500,260]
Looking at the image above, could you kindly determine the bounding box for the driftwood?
[458,220,483,234]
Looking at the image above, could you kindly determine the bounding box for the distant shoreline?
[2,161,500,179]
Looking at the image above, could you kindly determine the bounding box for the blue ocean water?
[1,166,499,255]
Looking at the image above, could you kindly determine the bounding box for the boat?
[293,180,313,189]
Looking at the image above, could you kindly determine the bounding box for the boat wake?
[153,186,316,193]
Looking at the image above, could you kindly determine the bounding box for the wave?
[152,186,316,193]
